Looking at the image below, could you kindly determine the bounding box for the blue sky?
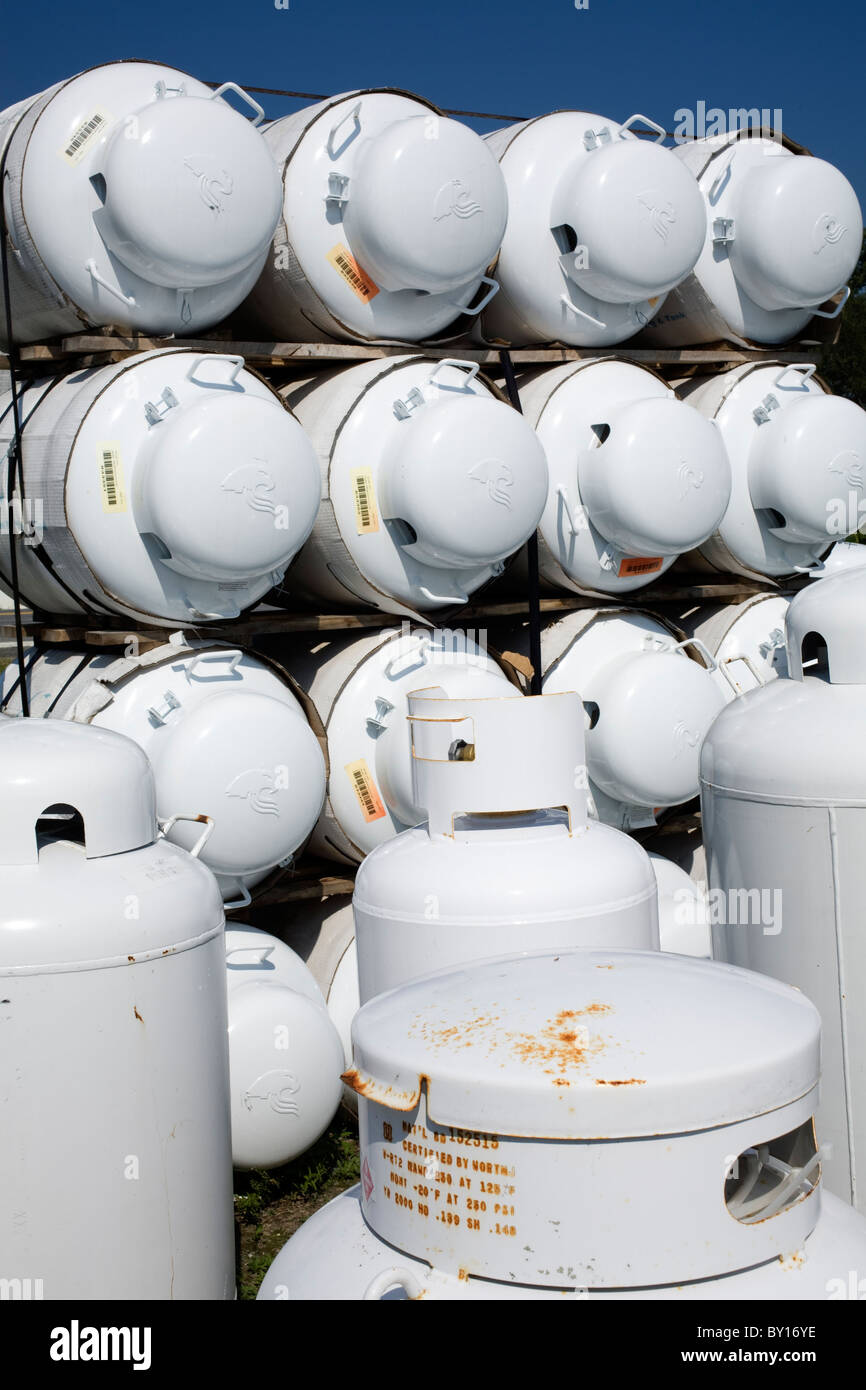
[1,0,864,207]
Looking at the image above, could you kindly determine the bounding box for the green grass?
[233,1115,360,1300]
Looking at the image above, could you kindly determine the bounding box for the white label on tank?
[351,468,379,534]
[98,443,127,514]
[60,108,113,166]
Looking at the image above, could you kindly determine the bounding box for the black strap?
[498,348,542,695]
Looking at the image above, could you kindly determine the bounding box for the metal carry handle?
[85,259,136,309]
[211,82,266,127]
[560,288,607,330]
[185,649,244,678]
[427,358,481,387]
[223,885,253,911]
[718,652,767,693]
[449,276,499,316]
[186,354,245,386]
[619,112,667,144]
[327,100,363,158]
[670,636,719,673]
[773,362,818,389]
[810,286,850,320]
[225,944,275,965]
[384,634,432,679]
[362,1266,426,1301]
[158,813,215,859]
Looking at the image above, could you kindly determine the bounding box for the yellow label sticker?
[351,467,379,535]
[327,243,379,302]
[60,108,113,166]
[646,296,660,308]
[345,758,387,823]
[98,443,127,513]
[618,555,664,578]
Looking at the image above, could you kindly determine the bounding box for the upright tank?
[0,63,282,343]
[702,570,866,1209]
[240,90,508,343]
[0,719,234,1299]
[273,356,548,617]
[258,948,866,1300]
[353,688,659,1003]
[640,129,861,347]
[1,637,327,907]
[474,110,706,346]
[515,359,731,596]
[0,350,320,624]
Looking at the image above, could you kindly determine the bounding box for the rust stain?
[410,1004,616,1082]
[595,1078,645,1087]
[127,955,135,963]
[596,964,614,970]
[133,1006,143,1023]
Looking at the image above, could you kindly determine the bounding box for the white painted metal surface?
[0,350,320,624]
[275,356,547,616]
[474,112,705,346]
[258,947,861,1299]
[650,852,711,958]
[0,718,234,1299]
[675,593,792,698]
[516,360,731,595]
[241,90,507,343]
[0,64,282,343]
[225,925,344,1169]
[354,690,659,1002]
[702,570,866,1209]
[1,637,326,906]
[678,363,866,579]
[641,132,861,346]
[278,625,521,864]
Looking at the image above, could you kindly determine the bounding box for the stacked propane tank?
[1,56,865,1304]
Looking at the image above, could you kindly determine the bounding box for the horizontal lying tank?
[473,110,706,346]
[225,926,344,1170]
[677,363,866,580]
[1,637,326,907]
[807,540,866,579]
[354,689,659,1003]
[0,63,282,343]
[640,130,861,346]
[0,719,234,1298]
[0,350,320,624]
[271,356,548,617]
[274,624,521,863]
[514,360,731,595]
[286,896,358,1071]
[240,89,507,343]
[702,569,866,1210]
[650,852,711,958]
[674,593,792,697]
[506,608,726,831]
[258,947,866,1300]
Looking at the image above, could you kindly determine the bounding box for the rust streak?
[595,1078,645,1087]
[133,1006,144,1023]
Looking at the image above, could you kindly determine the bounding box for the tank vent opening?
[756,507,787,531]
[725,1119,819,1224]
[800,630,830,679]
[583,700,600,729]
[551,224,579,255]
[590,423,611,446]
[36,803,86,850]
[89,173,107,203]
[388,518,419,547]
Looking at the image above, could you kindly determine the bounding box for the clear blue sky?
[2,0,864,207]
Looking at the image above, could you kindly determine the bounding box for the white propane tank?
[1,636,327,907]
[702,569,866,1210]
[677,363,866,580]
[0,718,234,1299]
[276,624,521,864]
[284,897,359,1071]
[507,608,726,831]
[674,593,792,698]
[649,852,711,958]
[0,350,320,624]
[224,925,344,1170]
[273,356,548,616]
[240,90,508,343]
[258,947,866,1300]
[353,689,659,1003]
[515,360,731,595]
[0,64,282,343]
[640,131,861,347]
[473,111,706,347]
[807,540,866,578]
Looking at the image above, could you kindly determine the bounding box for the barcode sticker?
[60,108,113,166]
[351,467,379,534]
[345,758,387,823]
[98,443,127,513]
[618,556,664,578]
[326,243,379,302]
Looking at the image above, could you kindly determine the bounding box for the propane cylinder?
[514,360,731,595]
[353,689,659,1003]
[272,356,548,617]
[650,852,711,958]
[287,895,361,1113]
[677,363,866,580]
[225,925,344,1169]
[1,636,326,907]
[275,624,521,864]
[702,569,866,1210]
[0,64,282,344]
[640,130,861,347]
[674,593,792,698]
[0,719,234,1299]
[239,90,507,344]
[258,947,866,1300]
[0,350,320,624]
[472,111,706,347]
[506,608,726,831]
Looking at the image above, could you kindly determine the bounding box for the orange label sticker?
[618,556,664,578]
[327,244,379,302]
[345,758,387,822]
[646,296,660,308]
